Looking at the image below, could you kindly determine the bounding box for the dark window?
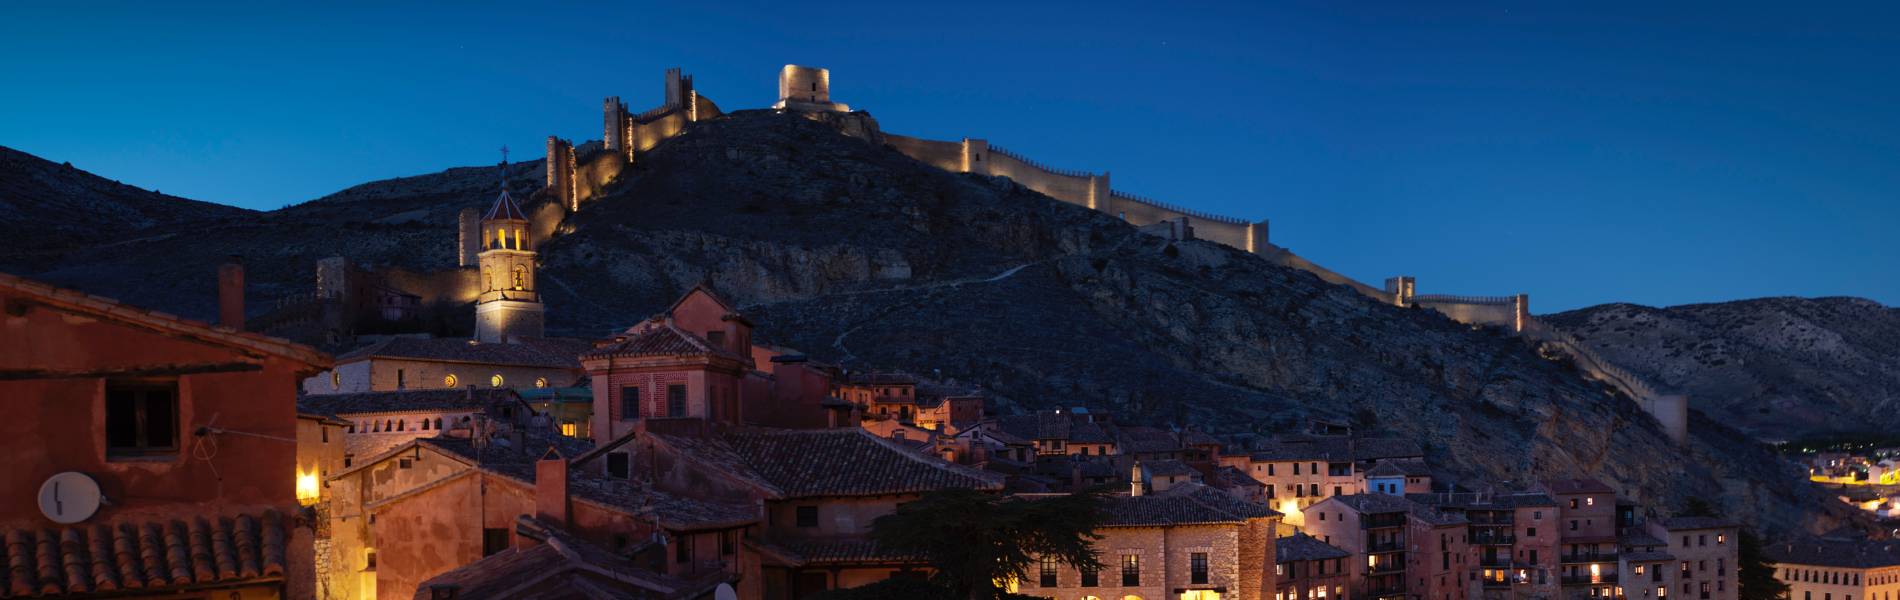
[607,452,630,479]
[106,382,178,456]
[1334,485,1342,497]
[1041,557,1058,587]
[420,419,430,431]
[321,427,329,443]
[1191,552,1208,584]
[721,530,736,555]
[1122,554,1140,586]
[1080,567,1098,587]
[676,533,692,563]
[343,454,353,468]
[434,418,443,429]
[1527,527,1537,537]
[796,506,819,528]
[397,369,405,389]
[667,384,687,417]
[482,528,509,556]
[398,458,413,469]
[620,386,640,420]
[706,331,725,348]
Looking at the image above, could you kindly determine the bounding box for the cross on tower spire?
[498,145,510,190]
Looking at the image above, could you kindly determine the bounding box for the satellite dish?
[713,583,737,600]
[38,472,102,524]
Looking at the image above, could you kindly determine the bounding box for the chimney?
[1130,462,1145,497]
[535,447,570,526]
[217,256,245,330]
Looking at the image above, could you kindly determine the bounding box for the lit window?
[490,374,504,387]
[561,421,577,437]
[443,374,458,388]
[511,265,526,290]
[535,377,548,389]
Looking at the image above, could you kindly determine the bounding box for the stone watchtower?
[474,186,544,343]
[772,65,850,112]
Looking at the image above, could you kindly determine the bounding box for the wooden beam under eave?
[0,361,266,381]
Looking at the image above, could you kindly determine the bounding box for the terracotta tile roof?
[0,510,289,597]
[1766,540,1900,568]
[1277,532,1350,562]
[1067,421,1114,444]
[1656,516,1736,531]
[752,538,920,566]
[1325,493,1417,515]
[1363,462,1407,478]
[298,388,524,417]
[1408,504,1468,527]
[580,321,748,362]
[1095,483,1280,527]
[0,271,330,369]
[482,188,529,221]
[1142,459,1197,478]
[1117,427,1184,455]
[1406,491,1555,509]
[417,516,720,600]
[416,436,757,531]
[656,429,1003,499]
[1248,436,1423,462]
[1540,478,1614,495]
[336,336,584,369]
[1211,466,1264,490]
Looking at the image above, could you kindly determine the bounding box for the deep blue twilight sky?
[2,2,1894,311]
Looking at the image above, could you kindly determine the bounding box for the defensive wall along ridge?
[523,65,1686,443]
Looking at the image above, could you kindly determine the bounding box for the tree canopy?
[870,487,1110,600]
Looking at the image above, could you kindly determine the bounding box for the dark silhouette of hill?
[0,110,1864,536]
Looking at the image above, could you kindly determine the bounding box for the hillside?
[0,146,253,262]
[1547,298,1900,442]
[0,110,1865,536]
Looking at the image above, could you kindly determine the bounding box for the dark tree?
[870,487,1108,600]
[1737,529,1789,600]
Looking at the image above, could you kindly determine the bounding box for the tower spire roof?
[484,144,528,222]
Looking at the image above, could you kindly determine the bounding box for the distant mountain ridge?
[1548,296,1900,442]
[0,111,1870,536]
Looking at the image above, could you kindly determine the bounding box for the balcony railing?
[1561,551,1619,564]
[1368,561,1406,575]
[1366,541,1404,553]
[1472,533,1517,545]
[1561,574,1619,586]
[1483,578,1513,589]
[1366,585,1408,598]
[1480,556,1514,568]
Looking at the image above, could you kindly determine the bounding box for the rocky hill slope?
[1548,298,1900,442]
[0,146,253,260]
[0,111,1864,535]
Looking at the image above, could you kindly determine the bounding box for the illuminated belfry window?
[444,374,458,388]
[490,374,504,387]
[512,265,526,290]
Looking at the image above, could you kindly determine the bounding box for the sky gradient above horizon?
[2,1,1895,312]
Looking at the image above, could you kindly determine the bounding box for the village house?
[1302,494,1417,600]
[601,424,1005,599]
[518,381,596,439]
[0,271,330,598]
[1223,436,1424,526]
[1406,504,1474,600]
[1540,479,1620,598]
[301,336,587,396]
[297,387,534,462]
[1276,532,1352,600]
[1651,517,1740,600]
[1406,490,1561,598]
[1020,482,1281,600]
[323,427,757,600]
[1766,539,1900,600]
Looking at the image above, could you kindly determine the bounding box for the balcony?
[1561,550,1619,564]
[1368,561,1406,575]
[1471,532,1517,545]
[1366,585,1408,599]
[1561,574,1619,586]
[1483,578,1513,589]
[1366,541,1404,553]
[1480,556,1514,568]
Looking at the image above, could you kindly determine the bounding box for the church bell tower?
[475,152,544,343]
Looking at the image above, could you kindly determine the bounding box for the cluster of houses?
[0,186,1757,600]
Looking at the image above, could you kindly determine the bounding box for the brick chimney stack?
[217,256,244,331]
[535,447,570,526]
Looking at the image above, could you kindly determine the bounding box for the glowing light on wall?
[296,468,321,506]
